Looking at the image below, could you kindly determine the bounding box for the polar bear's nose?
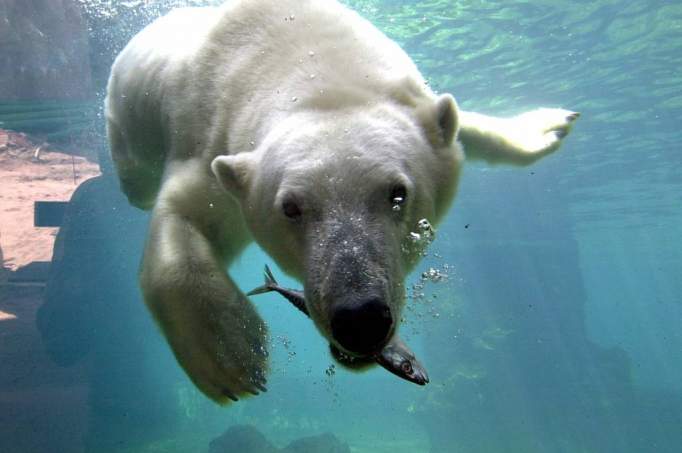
[330,299,393,355]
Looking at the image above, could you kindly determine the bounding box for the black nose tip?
[330,298,392,355]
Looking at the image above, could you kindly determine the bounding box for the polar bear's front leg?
[140,199,268,404]
[458,108,579,165]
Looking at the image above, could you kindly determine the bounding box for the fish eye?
[400,360,413,374]
[390,184,407,206]
[282,199,302,220]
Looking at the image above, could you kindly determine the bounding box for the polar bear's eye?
[282,199,302,220]
[390,184,407,206]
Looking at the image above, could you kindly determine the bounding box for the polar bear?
[105,0,578,403]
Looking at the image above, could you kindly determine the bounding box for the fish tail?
[264,264,277,286]
[246,264,278,296]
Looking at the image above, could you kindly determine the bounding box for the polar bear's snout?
[302,211,403,357]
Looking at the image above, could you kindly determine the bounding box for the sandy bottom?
[0,129,100,271]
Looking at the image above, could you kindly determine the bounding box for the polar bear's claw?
[222,389,239,401]
[253,380,268,393]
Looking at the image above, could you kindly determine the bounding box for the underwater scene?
[1,0,681,452]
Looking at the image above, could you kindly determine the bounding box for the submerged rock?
[209,425,278,453]
[282,432,351,453]
[209,426,350,453]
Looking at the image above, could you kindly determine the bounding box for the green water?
[1,1,681,452]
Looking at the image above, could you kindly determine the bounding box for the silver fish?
[248,265,429,385]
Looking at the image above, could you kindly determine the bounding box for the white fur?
[105,0,578,403]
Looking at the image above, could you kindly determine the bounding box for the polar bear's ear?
[420,94,459,148]
[211,153,255,196]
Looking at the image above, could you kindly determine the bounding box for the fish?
[248,265,429,385]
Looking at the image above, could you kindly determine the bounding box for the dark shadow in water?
[36,163,183,452]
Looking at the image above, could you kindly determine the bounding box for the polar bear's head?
[212,94,463,358]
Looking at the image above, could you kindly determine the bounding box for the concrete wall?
[0,0,93,100]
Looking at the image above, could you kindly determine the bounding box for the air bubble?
[417,218,434,235]
[421,267,448,283]
[402,218,436,256]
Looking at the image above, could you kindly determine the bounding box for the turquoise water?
[1,1,681,452]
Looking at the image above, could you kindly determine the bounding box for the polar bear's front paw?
[162,295,269,404]
[504,108,580,163]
